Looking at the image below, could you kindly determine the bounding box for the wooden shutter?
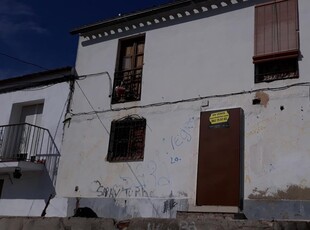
[253,0,299,63]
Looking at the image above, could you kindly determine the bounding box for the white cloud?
[0,18,47,41]
[0,0,48,42]
[0,0,34,16]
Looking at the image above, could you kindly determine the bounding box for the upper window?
[253,0,299,83]
[112,35,145,104]
[107,116,146,162]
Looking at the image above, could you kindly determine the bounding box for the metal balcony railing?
[112,67,143,103]
[0,123,60,185]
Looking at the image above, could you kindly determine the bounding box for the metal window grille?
[107,116,146,162]
[255,58,299,83]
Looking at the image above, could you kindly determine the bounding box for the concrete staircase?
[1,215,310,230]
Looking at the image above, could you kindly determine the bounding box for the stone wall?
[1,216,309,230]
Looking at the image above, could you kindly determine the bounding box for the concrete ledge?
[244,199,310,220]
[0,217,116,230]
[187,205,239,213]
[0,216,310,230]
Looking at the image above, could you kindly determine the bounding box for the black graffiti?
[94,180,148,198]
[163,199,177,213]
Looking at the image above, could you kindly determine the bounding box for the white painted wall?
[74,6,255,109]
[0,171,54,216]
[0,82,69,147]
[0,82,70,216]
[58,0,310,219]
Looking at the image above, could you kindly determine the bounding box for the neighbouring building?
[57,0,310,220]
[0,67,75,217]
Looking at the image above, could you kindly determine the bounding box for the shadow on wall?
[0,169,55,201]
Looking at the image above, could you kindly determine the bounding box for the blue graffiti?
[170,157,182,164]
[165,117,196,164]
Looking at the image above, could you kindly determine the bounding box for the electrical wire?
[0,70,75,94]
[73,81,161,217]
[1,77,67,92]
[0,51,76,94]
[53,96,69,141]
[0,52,49,71]
[21,84,56,91]
[75,81,110,135]
[77,71,113,102]
[0,51,162,217]
[71,81,310,117]
[126,162,161,218]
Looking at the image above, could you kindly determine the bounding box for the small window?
[255,57,299,82]
[253,0,299,83]
[112,35,145,104]
[107,116,146,162]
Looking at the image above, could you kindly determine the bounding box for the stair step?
[177,211,247,220]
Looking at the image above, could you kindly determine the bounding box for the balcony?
[112,68,143,104]
[0,123,60,185]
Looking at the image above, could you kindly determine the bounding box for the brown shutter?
[253,0,299,63]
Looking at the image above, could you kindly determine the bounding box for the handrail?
[0,123,60,156]
[0,123,60,185]
[112,68,143,103]
[114,67,143,75]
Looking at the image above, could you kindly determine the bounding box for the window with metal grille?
[255,57,298,82]
[112,35,145,104]
[107,116,146,162]
[253,0,299,83]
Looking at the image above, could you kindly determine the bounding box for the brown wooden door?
[196,108,243,206]
[0,179,3,198]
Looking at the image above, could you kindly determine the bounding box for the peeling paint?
[255,91,269,107]
[249,185,310,200]
[245,175,251,184]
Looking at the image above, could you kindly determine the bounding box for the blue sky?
[0,0,171,80]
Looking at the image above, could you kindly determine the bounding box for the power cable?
[53,96,69,141]
[71,81,310,117]
[75,77,161,217]
[77,71,112,98]
[0,52,49,71]
[22,84,56,91]
[126,162,161,218]
[75,81,110,135]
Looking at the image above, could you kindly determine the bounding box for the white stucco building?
[0,67,75,216]
[57,0,310,220]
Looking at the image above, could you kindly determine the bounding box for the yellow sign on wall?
[209,111,229,124]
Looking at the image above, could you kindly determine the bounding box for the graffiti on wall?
[91,117,196,199]
[92,160,171,198]
[162,199,177,213]
[163,116,196,164]
[146,221,197,230]
[93,180,149,198]
[179,221,197,230]
[170,117,195,150]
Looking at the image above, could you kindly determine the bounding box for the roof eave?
[70,0,197,35]
[0,67,76,94]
